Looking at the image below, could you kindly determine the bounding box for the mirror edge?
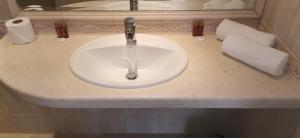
[8,0,266,21]
[18,10,260,21]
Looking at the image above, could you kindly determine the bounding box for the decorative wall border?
[31,18,259,33]
[31,22,192,33]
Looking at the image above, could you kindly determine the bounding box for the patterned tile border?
[1,18,259,37]
[31,19,259,33]
[31,22,192,33]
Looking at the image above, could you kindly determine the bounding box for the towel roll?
[217,19,276,47]
[222,35,289,76]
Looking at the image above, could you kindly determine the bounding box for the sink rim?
[70,33,188,89]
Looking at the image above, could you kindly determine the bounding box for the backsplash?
[31,19,259,33]
[0,18,259,34]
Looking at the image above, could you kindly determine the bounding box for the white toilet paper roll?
[222,35,289,76]
[5,17,35,45]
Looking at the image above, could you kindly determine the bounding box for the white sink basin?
[70,34,188,88]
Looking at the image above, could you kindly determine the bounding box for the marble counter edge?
[1,79,300,109]
[1,33,300,109]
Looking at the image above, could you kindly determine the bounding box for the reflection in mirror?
[17,0,256,11]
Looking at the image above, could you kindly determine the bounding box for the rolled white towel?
[222,35,289,76]
[217,19,276,47]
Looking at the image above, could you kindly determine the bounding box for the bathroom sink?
[70,34,188,88]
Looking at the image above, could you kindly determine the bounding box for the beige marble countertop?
[0,33,300,108]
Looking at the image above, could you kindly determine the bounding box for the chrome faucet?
[124,17,138,80]
[130,0,138,11]
[124,17,137,46]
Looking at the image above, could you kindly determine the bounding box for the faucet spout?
[124,17,138,80]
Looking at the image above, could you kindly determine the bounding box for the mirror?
[17,0,257,11]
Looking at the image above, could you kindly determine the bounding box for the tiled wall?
[30,18,259,34]
[262,0,300,58]
[229,110,300,138]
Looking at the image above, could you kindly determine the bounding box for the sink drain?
[126,72,138,80]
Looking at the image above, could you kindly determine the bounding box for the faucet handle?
[124,17,136,40]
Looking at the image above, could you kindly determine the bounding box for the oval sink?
[70,34,188,88]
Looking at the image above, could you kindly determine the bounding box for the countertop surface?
[0,33,300,108]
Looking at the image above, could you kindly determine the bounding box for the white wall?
[262,0,300,58]
[0,0,13,20]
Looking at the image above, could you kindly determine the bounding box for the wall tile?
[125,109,160,133]
[0,115,18,133]
[285,7,300,57]
[159,109,234,134]
[0,133,54,138]
[262,0,300,57]
[0,87,10,115]
[0,90,33,115]
[293,125,300,138]
[229,109,300,138]
[48,109,126,134]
